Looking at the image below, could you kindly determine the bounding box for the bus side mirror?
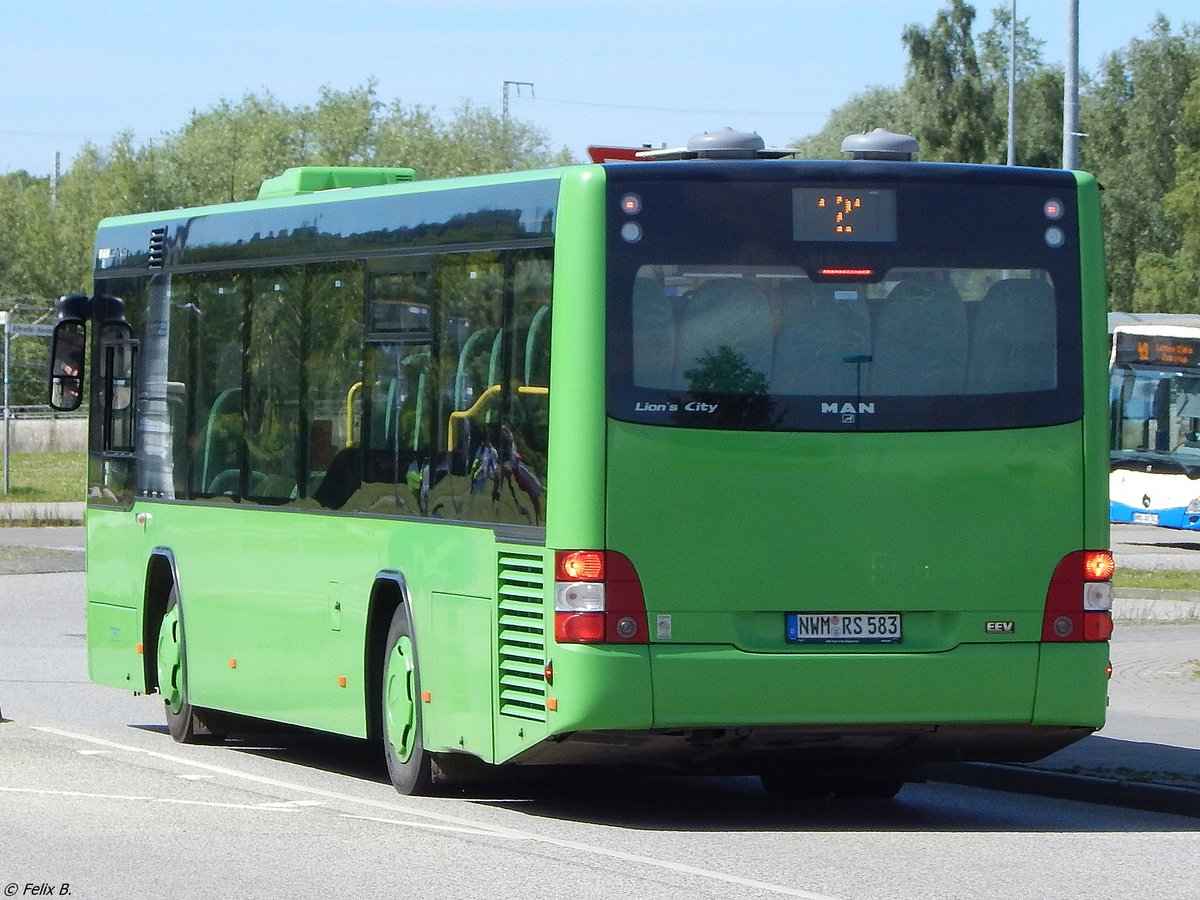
[49,319,87,412]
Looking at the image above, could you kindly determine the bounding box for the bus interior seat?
[524,304,551,388]
[632,275,676,389]
[771,281,872,395]
[966,278,1057,393]
[673,278,773,390]
[870,279,968,395]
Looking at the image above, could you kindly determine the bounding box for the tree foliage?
[0,80,573,306]
[794,3,1200,311]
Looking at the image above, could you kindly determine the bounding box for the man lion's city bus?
[1109,315,1200,529]
[49,128,1114,799]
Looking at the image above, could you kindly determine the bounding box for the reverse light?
[1042,550,1116,642]
[553,550,649,645]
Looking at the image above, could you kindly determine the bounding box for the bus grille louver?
[148,227,167,269]
[497,551,547,722]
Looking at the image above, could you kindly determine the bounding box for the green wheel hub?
[384,634,417,763]
[157,606,184,714]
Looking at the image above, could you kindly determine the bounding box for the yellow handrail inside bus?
[446,384,549,450]
[448,384,501,451]
[345,381,362,446]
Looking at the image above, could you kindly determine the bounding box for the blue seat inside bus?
[771,282,872,396]
[966,277,1057,394]
[674,278,773,390]
[869,279,969,396]
[632,275,676,389]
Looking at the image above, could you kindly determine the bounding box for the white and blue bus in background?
[1110,314,1200,529]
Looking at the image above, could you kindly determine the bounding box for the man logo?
[821,402,876,415]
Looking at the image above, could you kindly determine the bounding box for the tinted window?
[607,167,1082,431]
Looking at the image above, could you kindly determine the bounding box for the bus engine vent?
[148,227,168,269]
[497,551,548,723]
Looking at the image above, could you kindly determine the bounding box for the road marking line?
[32,725,840,900]
[0,786,307,812]
[340,813,528,838]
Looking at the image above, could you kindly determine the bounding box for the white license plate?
[1132,512,1159,525]
[786,612,902,644]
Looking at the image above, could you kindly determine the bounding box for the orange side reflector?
[546,698,558,712]
[337,676,347,688]
[135,643,144,654]
[229,658,237,669]
[421,691,432,703]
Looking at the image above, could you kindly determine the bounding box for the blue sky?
[1,1,1196,176]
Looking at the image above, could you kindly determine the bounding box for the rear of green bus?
[546,158,1111,788]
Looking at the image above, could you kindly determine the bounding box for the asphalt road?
[1113,522,1200,572]
[2,571,1199,899]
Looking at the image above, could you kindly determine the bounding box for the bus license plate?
[786,613,902,644]
[1132,512,1159,525]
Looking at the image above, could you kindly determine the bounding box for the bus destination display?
[793,187,897,242]
[1114,332,1200,368]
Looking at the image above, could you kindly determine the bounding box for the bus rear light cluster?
[553,550,649,644]
[1042,550,1115,642]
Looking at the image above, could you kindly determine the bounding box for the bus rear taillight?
[1042,550,1115,642]
[554,550,649,645]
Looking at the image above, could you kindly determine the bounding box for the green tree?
[1081,17,1200,311]
[901,0,1001,163]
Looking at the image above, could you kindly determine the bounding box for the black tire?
[759,771,833,801]
[156,587,222,744]
[381,605,434,795]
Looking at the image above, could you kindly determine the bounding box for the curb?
[1113,594,1200,623]
[927,762,1200,818]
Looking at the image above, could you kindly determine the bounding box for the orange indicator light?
[421,691,432,703]
[546,698,558,712]
[557,550,605,581]
[337,676,347,688]
[136,643,144,654]
[229,658,237,669]
[1083,551,1116,581]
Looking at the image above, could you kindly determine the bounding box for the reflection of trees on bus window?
[427,250,551,529]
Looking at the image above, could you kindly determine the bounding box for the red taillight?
[553,550,648,645]
[1042,550,1115,642]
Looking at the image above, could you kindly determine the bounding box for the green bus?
[50,128,1114,798]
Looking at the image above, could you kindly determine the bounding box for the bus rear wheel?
[382,605,434,795]
[156,587,222,744]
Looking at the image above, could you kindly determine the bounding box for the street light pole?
[1007,0,1017,166]
[1062,0,1080,169]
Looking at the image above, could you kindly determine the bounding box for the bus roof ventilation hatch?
[257,166,418,200]
[636,127,799,161]
[841,129,919,162]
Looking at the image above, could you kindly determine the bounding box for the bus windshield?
[1111,366,1200,474]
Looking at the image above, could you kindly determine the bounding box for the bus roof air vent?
[257,166,418,200]
[637,127,799,161]
[841,129,919,161]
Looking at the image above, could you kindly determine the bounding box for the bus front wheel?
[382,605,434,795]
